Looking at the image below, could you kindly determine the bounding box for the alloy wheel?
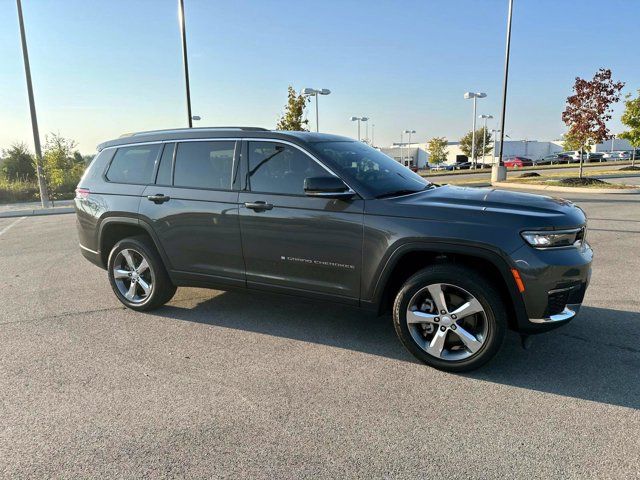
[406,283,488,361]
[112,248,154,304]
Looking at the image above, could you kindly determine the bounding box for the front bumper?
[529,303,581,324]
[510,241,592,333]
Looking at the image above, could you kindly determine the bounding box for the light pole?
[371,124,375,147]
[404,129,416,166]
[479,115,493,164]
[610,134,615,153]
[178,0,193,128]
[491,129,501,162]
[16,0,49,207]
[303,88,331,132]
[464,92,487,168]
[495,0,514,182]
[362,117,369,143]
[350,116,362,140]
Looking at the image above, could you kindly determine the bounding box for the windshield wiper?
[375,186,432,199]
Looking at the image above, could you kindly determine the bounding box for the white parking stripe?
[0,216,27,237]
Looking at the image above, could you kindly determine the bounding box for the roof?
[98,128,353,150]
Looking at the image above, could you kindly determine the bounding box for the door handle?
[244,201,273,211]
[147,194,171,204]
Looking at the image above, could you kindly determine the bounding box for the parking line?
[0,216,27,237]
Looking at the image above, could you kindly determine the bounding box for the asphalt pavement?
[0,191,639,478]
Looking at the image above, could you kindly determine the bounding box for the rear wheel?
[393,264,506,372]
[107,236,176,311]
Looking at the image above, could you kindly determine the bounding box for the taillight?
[75,188,90,199]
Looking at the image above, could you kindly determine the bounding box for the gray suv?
[75,127,592,371]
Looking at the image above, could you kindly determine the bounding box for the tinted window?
[308,141,429,198]
[174,141,235,190]
[155,143,175,185]
[248,142,327,195]
[106,144,160,184]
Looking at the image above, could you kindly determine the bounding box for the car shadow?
[156,291,640,410]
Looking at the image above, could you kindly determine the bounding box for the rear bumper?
[79,243,104,269]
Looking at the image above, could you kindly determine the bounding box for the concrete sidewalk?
[0,200,74,218]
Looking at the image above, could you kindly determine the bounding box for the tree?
[561,131,584,152]
[0,142,36,181]
[562,68,624,178]
[42,133,83,200]
[619,89,640,167]
[459,128,492,163]
[427,137,448,164]
[276,86,309,131]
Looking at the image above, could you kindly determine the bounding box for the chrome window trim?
[101,137,358,195]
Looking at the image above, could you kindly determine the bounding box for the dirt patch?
[518,172,541,178]
[619,165,640,171]
[557,177,610,187]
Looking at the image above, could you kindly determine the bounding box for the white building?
[380,139,566,169]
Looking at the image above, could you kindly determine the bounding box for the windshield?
[309,141,430,198]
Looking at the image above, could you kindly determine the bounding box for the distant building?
[380,139,565,168]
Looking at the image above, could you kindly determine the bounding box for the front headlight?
[521,227,586,249]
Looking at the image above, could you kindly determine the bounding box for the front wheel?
[393,265,506,372]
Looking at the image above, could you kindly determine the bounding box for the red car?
[503,156,534,168]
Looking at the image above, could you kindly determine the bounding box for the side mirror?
[304,176,354,199]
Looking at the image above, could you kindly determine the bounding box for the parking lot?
[1,191,639,478]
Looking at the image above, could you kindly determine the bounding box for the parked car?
[585,152,605,162]
[429,163,454,171]
[454,161,491,170]
[535,153,572,165]
[603,151,630,161]
[503,156,534,168]
[76,127,592,372]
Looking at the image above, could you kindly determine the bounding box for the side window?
[155,143,175,185]
[248,142,327,195]
[106,144,161,184]
[174,141,235,190]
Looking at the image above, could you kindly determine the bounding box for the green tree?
[619,89,640,167]
[562,68,624,177]
[0,142,36,181]
[459,128,492,162]
[42,133,84,199]
[427,137,448,164]
[276,86,309,131]
[561,131,584,152]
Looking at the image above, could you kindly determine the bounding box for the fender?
[366,240,529,328]
[97,216,173,271]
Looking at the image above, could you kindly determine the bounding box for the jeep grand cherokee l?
[75,127,592,372]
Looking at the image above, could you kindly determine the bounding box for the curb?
[491,181,640,194]
[0,207,75,218]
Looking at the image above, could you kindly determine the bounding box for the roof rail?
[119,126,270,138]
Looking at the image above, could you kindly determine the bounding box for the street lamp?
[479,115,493,164]
[178,0,193,128]
[303,88,331,132]
[464,92,487,168]
[404,129,416,166]
[350,116,368,141]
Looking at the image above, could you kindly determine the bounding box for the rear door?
[139,139,245,288]
[238,140,364,302]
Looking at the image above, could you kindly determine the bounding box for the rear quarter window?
[106,144,161,184]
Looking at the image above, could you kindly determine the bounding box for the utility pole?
[178,0,193,128]
[497,0,513,167]
[16,0,49,207]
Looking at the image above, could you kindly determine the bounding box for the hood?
[368,185,586,229]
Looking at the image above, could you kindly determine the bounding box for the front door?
[139,140,245,288]
[238,140,364,302]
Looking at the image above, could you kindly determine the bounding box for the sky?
[1,0,639,154]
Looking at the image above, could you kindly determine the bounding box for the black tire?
[107,235,176,311]
[392,264,506,372]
